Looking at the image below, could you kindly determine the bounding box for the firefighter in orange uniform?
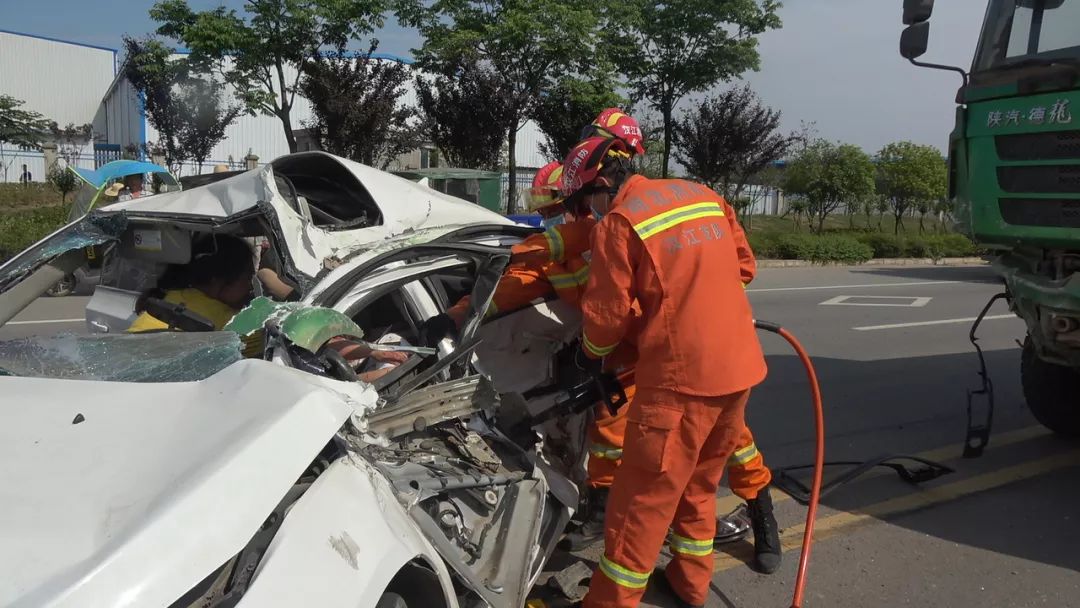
[569,111,780,575]
[420,161,595,342]
[563,135,769,608]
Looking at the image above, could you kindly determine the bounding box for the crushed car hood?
[0,360,378,608]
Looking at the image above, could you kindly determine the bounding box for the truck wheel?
[1021,339,1080,438]
[375,592,409,608]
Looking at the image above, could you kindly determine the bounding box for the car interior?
[271,155,383,230]
[177,154,385,231]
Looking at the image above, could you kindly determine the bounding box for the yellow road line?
[714,425,1051,515]
[714,449,1080,572]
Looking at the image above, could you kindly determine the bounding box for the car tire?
[375,592,409,608]
[46,274,76,297]
[1021,338,1080,438]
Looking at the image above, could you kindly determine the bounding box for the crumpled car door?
[359,248,578,608]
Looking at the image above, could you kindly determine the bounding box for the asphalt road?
[539,264,1080,608]
[3,265,1079,607]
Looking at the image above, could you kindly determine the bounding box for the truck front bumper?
[994,252,1080,367]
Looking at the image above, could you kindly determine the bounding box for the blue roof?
[73,160,172,188]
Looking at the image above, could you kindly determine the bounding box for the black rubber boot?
[747,488,782,574]
[649,570,705,608]
[565,487,608,551]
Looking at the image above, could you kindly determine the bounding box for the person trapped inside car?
[127,234,262,356]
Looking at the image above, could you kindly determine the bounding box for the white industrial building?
[1,29,549,189]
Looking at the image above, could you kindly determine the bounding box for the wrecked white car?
[0,153,614,608]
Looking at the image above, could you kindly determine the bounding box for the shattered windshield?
[0,332,243,382]
[0,214,127,292]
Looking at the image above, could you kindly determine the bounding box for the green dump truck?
[901,0,1080,439]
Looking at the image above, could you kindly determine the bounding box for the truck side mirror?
[900,22,930,60]
[902,0,934,25]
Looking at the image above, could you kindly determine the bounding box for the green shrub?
[932,233,979,257]
[854,232,979,259]
[747,231,779,259]
[769,233,873,264]
[0,205,68,262]
[854,233,905,258]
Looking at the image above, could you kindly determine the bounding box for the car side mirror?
[902,0,934,25]
[900,22,930,60]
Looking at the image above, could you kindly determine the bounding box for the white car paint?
[108,153,513,278]
[0,361,378,608]
[238,456,460,608]
[0,154,562,608]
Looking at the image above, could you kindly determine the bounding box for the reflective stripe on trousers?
[598,555,650,590]
[728,441,759,466]
[669,533,714,557]
[590,443,623,460]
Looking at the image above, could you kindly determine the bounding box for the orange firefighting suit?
[445,218,596,325]
[446,216,770,498]
[580,175,768,608]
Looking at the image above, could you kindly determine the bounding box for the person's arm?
[358,366,397,383]
[580,216,638,359]
[326,337,408,365]
[257,268,299,301]
[722,198,757,286]
[511,219,595,265]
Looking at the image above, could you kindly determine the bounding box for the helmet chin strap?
[602,157,632,200]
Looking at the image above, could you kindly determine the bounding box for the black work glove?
[574,347,604,376]
[419,313,457,348]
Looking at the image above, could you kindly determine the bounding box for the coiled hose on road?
[753,320,824,608]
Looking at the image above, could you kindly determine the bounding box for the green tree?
[411,0,602,212]
[47,165,79,205]
[0,95,51,148]
[876,141,947,235]
[301,44,425,169]
[49,123,94,167]
[673,84,796,200]
[124,37,241,174]
[783,139,875,234]
[742,163,785,231]
[628,110,668,178]
[607,0,781,178]
[416,61,514,170]
[787,196,808,232]
[934,198,953,233]
[532,76,626,163]
[150,0,398,153]
[123,37,188,171]
[177,76,243,174]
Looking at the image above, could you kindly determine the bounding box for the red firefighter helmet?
[560,136,632,199]
[523,161,565,213]
[582,108,646,156]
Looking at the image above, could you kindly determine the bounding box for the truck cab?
[902,0,1080,436]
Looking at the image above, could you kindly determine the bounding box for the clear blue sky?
[0,0,990,153]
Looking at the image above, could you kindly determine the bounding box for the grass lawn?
[0,183,67,212]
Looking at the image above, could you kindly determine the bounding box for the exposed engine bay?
[161,295,616,608]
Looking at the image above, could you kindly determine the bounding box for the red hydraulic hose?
[754,321,825,608]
